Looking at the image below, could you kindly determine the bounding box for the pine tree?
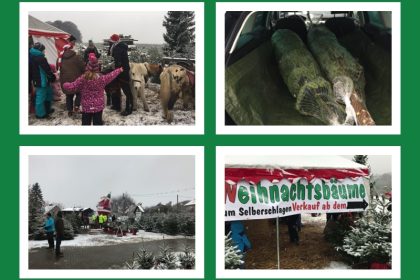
[179,246,195,269]
[225,232,244,269]
[28,183,45,235]
[353,155,368,166]
[353,155,376,197]
[162,11,195,57]
[337,196,392,265]
[155,243,177,269]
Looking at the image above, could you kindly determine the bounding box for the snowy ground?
[301,213,327,225]
[29,229,192,250]
[29,85,195,126]
[323,261,351,269]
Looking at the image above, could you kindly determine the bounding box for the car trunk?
[225,26,392,125]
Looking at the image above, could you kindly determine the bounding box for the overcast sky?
[30,11,167,43]
[341,155,391,174]
[29,155,195,209]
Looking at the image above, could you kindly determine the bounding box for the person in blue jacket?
[230,221,252,253]
[29,42,56,118]
[44,212,55,249]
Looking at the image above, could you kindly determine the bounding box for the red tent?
[29,15,70,64]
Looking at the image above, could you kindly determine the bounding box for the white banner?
[225,177,370,221]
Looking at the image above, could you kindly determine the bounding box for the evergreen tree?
[353,155,376,197]
[225,232,244,269]
[353,155,368,166]
[28,183,45,235]
[337,196,392,265]
[155,243,177,269]
[162,12,195,57]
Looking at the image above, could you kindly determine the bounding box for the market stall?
[225,155,371,268]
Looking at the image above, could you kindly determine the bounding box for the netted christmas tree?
[271,29,346,125]
[225,232,244,269]
[337,195,392,265]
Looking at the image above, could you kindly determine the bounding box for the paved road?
[29,238,194,269]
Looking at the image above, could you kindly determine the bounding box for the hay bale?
[271,29,346,125]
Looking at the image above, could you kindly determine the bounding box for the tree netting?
[308,26,375,125]
[271,29,346,125]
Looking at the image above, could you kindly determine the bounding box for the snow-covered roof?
[28,15,68,35]
[225,155,367,170]
[126,204,145,214]
[185,199,195,206]
[62,207,83,212]
[44,204,59,213]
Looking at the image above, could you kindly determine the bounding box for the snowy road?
[29,237,194,269]
[29,230,191,249]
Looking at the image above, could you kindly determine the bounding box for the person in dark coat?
[29,42,56,118]
[58,35,85,117]
[84,40,101,64]
[109,34,134,116]
[55,211,64,257]
[287,214,301,245]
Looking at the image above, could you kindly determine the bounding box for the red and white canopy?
[225,155,369,184]
[29,15,70,64]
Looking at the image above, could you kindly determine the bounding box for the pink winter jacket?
[63,68,123,113]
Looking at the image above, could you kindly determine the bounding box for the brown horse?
[159,64,194,123]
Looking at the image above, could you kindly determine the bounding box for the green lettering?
[314,184,322,200]
[297,180,306,200]
[290,184,297,201]
[257,183,269,204]
[331,184,339,199]
[269,185,280,203]
[238,186,249,204]
[281,184,290,202]
[359,184,366,198]
[322,181,331,200]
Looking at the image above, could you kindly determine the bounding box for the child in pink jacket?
[49,64,63,101]
[63,53,123,125]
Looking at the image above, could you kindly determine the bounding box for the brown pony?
[159,64,194,123]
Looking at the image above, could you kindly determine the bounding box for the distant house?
[61,207,95,220]
[126,203,145,221]
[44,204,60,216]
[185,199,195,212]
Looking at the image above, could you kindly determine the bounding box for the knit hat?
[86,53,99,72]
[109,34,120,42]
[33,42,45,51]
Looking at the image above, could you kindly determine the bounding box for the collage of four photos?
[19,1,401,279]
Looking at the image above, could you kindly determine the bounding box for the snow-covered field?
[323,261,351,269]
[29,230,192,250]
[301,213,327,225]
[29,86,195,126]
